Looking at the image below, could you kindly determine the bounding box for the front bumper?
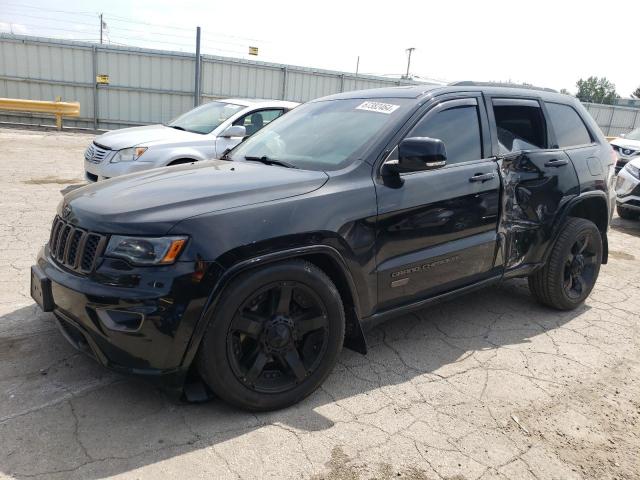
[31,246,217,395]
[84,158,160,182]
[615,168,640,211]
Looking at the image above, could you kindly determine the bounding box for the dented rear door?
[486,97,580,272]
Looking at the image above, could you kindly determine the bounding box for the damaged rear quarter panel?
[498,150,580,271]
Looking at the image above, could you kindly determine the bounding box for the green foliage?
[632,86,640,99]
[575,76,618,104]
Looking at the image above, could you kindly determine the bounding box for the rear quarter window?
[545,102,593,148]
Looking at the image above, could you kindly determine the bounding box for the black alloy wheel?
[197,260,345,411]
[227,281,329,394]
[562,231,598,301]
[528,217,602,310]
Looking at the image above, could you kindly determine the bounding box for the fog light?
[96,309,144,332]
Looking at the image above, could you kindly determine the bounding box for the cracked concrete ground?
[1,127,639,480]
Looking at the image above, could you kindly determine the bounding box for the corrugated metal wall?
[583,102,640,137]
[0,33,421,131]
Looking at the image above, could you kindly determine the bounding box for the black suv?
[31,83,616,411]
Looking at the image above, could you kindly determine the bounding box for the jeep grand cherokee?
[31,82,616,411]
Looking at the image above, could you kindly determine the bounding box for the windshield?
[625,127,640,141]
[167,101,244,134]
[229,98,410,170]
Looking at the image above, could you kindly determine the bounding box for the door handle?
[469,172,496,183]
[544,159,569,168]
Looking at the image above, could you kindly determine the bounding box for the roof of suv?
[317,82,571,104]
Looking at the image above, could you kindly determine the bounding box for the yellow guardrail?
[605,136,619,142]
[0,97,80,130]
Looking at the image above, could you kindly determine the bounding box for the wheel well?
[168,158,197,166]
[300,253,367,354]
[566,196,609,264]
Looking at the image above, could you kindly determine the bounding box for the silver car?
[611,126,640,173]
[84,98,299,181]
[615,157,640,220]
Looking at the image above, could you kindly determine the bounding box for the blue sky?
[1,0,639,95]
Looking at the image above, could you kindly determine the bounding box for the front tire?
[528,218,602,310]
[617,205,638,220]
[197,260,345,411]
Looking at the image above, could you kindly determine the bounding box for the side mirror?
[398,137,447,172]
[220,125,246,138]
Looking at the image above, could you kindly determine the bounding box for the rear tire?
[197,260,344,411]
[528,218,602,310]
[617,205,638,220]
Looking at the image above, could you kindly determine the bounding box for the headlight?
[625,162,640,180]
[111,146,148,163]
[105,236,187,265]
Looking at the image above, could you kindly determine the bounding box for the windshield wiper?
[167,125,186,131]
[244,155,298,169]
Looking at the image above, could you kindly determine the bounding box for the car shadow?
[0,278,590,479]
[610,214,640,238]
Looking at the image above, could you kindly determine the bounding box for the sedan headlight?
[625,162,640,180]
[105,236,187,265]
[111,146,148,163]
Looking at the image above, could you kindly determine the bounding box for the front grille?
[84,142,110,164]
[48,216,107,274]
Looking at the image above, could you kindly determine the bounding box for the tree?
[632,86,640,99]
[575,76,618,104]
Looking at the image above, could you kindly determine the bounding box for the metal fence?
[582,102,640,137]
[0,34,421,131]
[3,34,640,136]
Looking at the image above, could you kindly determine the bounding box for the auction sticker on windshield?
[356,101,400,114]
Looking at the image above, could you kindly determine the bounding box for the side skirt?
[360,274,503,332]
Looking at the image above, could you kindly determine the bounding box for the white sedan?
[83,99,299,182]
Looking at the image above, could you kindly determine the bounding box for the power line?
[103,15,263,43]
[2,3,264,43]
[0,11,99,28]
[0,20,95,36]
[1,2,97,17]
[0,10,254,49]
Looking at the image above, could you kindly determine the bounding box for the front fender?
[179,244,367,370]
[161,148,208,165]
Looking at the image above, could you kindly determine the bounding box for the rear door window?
[544,102,593,148]
[492,99,547,154]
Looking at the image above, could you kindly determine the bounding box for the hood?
[610,137,640,151]
[94,124,204,150]
[62,160,329,234]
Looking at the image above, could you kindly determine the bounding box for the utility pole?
[355,56,359,87]
[404,47,415,79]
[194,26,202,107]
[99,13,103,44]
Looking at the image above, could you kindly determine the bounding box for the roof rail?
[449,81,558,93]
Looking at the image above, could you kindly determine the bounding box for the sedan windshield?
[229,98,410,170]
[167,101,244,134]
[625,127,640,141]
